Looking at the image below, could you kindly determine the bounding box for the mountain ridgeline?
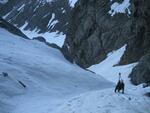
[0,0,150,85]
[0,0,71,33]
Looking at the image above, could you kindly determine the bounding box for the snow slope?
[54,46,150,113]
[0,27,149,113]
[0,28,112,113]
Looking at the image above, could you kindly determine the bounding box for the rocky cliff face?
[128,0,150,85]
[130,52,150,85]
[63,0,150,84]
[63,0,132,67]
[120,0,150,65]
[0,0,71,33]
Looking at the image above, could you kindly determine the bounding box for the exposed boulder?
[130,51,150,85]
[33,36,46,42]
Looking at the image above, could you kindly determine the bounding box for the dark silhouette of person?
[115,73,125,94]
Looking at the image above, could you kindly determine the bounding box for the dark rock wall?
[128,0,150,85]
[63,0,131,67]
[63,0,150,84]
[130,52,150,85]
[120,0,150,65]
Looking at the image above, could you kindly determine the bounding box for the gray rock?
[119,0,150,65]
[130,51,150,85]
[121,0,150,84]
[0,0,71,34]
[32,36,61,50]
[0,17,29,39]
[63,0,131,67]
[33,36,46,42]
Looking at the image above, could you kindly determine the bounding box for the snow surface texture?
[0,0,8,4]
[69,0,78,7]
[109,0,131,16]
[0,28,112,113]
[54,45,150,113]
[0,27,150,113]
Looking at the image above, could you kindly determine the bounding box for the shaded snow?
[109,0,131,16]
[45,0,52,2]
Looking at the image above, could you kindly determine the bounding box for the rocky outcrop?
[0,17,28,39]
[127,0,150,85]
[0,0,71,34]
[120,0,150,65]
[63,0,150,84]
[130,51,150,85]
[63,0,132,67]
[32,36,61,50]
[33,36,46,42]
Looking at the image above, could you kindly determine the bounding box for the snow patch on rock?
[0,0,8,4]
[20,22,65,47]
[108,0,131,16]
[69,0,78,7]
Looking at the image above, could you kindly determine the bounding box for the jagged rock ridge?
[0,0,71,34]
